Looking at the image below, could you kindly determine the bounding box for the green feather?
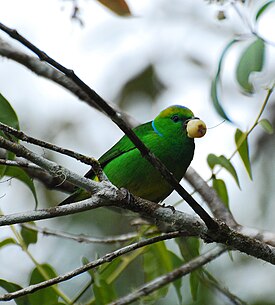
[59,105,196,205]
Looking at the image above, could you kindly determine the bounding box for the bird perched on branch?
[59,105,206,205]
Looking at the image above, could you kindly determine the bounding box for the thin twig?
[0,135,104,194]
[0,122,105,180]
[0,36,139,127]
[21,223,143,244]
[0,158,40,170]
[185,167,238,228]
[0,231,185,301]
[108,246,226,305]
[0,22,218,230]
[208,85,274,182]
[8,221,71,303]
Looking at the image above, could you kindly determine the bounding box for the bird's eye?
[171,115,180,122]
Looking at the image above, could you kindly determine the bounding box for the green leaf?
[118,65,165,109]
[255,0,275,21]
[258,118,274,134]
[207,154,240,187]
[144,241,182,301]
[97,0,131,16]
[0,94,20,177]
[190,271,200,301]
[210,39,239,121]
[236,39,265,93]
[167,250,183,304]
[212,178,229,207]
[210,76,231,121]
[0,279,31,305]
[20,223,38,248]
[0,93,19,171]
[91,269,117,305]
[98,256,122,281]
[0,237,17,248]
[29,264,58,305]
[4,166,38,208]
[176,238,202,301]
[235,129,253,180]
[0,93,20,130]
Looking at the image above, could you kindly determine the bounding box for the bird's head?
[152,105,207,139]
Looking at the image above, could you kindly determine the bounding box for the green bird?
[59,105,206,205]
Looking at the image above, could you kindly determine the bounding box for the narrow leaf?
[4,166,38,208]
[210,39,238,121]
[144,242,170,299]
[29,264,58,305]
[236,39,265,93]
[0,94,20,177]
[0,279,31,305]
[258,118,274,134]
[255,0,275,21]
[97,0,131,16]
[207,154,240,187]
[176,237,200,261]
[167,250,183,304]
[190,271,200,301]
[92,273,116,305]
[235,129,253,179]
[21,223,38,248]
[211,76,231,121]
[0,237,17,248]
[0,93,19,130]
[213,178,229,207]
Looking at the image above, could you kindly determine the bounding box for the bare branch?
[0,199,107,226]
[0,231,186,302]
[185,169,275,248]
[0,122,104,178]
[0,135,104,194]
[185,167,238,228]
[0,36,138,127]
[108,246,226,305]
[0,158,40,170]
[21,223,146,244]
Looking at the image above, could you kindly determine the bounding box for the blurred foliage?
[117,65,166,109]
[0,279,31,305]
[20,222,38,248]
[97,0,131,16]
[28,264,59,305]
[236,39,265,94]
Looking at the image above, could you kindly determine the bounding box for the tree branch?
[21,223,152,244]
[0,231,187,302]
[0,135,105,194]
[185,167,238,228]
[0,156,75,193]
[0,122,105,179]
[0,36,138,127]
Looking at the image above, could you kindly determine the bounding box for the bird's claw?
[120,188,134,204]
[161,203,176,213]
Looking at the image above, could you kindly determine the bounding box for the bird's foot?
[120,188,134,204]
[160,203,176,213]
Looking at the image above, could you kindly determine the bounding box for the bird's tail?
[59,188,91,205]
[58,168,96,206]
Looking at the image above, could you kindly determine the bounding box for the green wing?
[84,121,153,178]
[59,121,153,205]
